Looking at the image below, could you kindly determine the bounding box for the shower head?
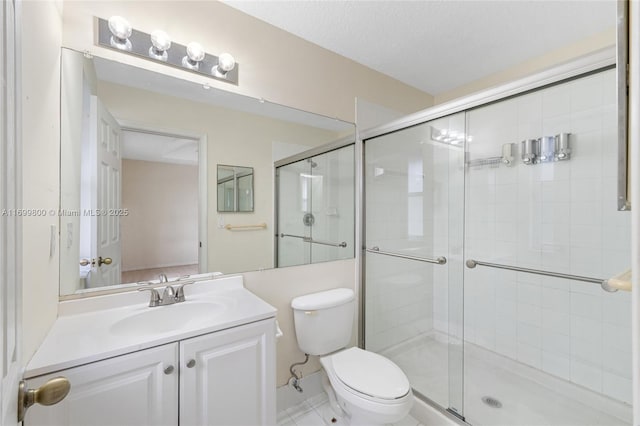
[307,159,318,168]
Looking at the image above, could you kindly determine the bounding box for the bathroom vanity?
[22,276,277,426]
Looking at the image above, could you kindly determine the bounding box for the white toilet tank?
[291,288,355,356]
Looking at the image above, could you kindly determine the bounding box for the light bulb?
[108,16,132,51]
[182,42,205,70]
[212,52,235,77]
[149,30,171,61]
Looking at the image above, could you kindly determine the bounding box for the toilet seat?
[324,347,410,401]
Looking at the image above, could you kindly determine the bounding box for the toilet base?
[320,370,404,426]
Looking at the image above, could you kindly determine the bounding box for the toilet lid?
[331,347,410,400]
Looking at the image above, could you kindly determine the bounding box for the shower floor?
[383,334,631,426]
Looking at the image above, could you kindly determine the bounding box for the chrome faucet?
[158,273,169,283]
[138,281,195,307]
[161,285,176,304]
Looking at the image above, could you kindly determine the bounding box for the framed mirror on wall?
[217,165,254,212]
[59,47,355,298]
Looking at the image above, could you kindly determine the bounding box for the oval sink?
[110,301,228,337]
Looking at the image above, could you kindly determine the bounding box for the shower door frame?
[358,48,618,422]
[273,135,356,268]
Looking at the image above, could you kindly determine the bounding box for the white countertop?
[26,276,277,378]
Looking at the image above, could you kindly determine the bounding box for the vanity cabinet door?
[24,343,179,426]
[179,319,276,426]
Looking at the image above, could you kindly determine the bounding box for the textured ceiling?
[224,0,616,95]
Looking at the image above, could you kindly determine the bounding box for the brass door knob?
[97,257,112,266]
[18,377,71,422]
[79,259,92,266]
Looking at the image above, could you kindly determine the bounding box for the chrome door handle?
[164,365,174,375]
[186,359,196,368]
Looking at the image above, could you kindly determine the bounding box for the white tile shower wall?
[462,69,632,403]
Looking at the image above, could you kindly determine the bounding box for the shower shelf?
[365,247,446,265]
[465,259,618,293]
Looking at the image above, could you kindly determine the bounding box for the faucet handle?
[174,281,195,302]
[137,287,161,307]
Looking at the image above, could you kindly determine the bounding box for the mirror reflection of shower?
[275,141,355,268]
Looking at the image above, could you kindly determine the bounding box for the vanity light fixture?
[97,17,239,85]
[108,16,132,51]
[213,53,236,78]
[183,42,205,70]
[149,30,171,61]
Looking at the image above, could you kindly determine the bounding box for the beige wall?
[21,0,64,363]
[434,28,616,104]
[97,81,340,275]
[61,1,434,123]
[243,258,356,386]
[121,160,199,271]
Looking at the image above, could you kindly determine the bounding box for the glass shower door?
[363,113,466,417]
[462,68,632,426]
[276,159,313,267]
[307,146,355,264]
[276,145,355,268]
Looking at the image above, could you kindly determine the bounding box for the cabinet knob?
[164,365,174,375]
[186,359,196,368]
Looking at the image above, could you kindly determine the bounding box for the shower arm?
[365,247,447,265]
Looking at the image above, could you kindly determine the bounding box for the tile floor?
[277,392,424,426]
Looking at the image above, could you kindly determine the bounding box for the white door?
[24,344,178,426]
[179,319,276,426]
[89,96,122,286]
[0,1,22,425]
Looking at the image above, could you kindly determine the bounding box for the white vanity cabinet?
[24,343,179,426]
[24,318,276,426]
[179,319,276,426]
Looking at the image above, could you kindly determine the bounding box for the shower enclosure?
[275,142,355,268]
[362,66,632,425]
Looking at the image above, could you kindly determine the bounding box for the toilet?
[291,288,413,426]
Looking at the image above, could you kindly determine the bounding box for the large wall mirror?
[59,47,354,297]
